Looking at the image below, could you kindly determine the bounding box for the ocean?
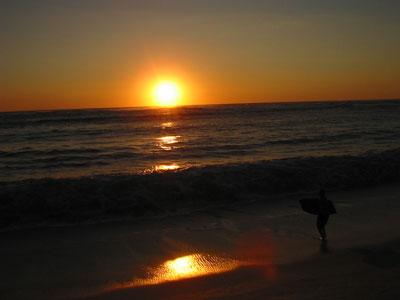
[1,100,400,182]
[1,100,400,227]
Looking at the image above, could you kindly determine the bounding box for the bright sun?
[154,81,181,107]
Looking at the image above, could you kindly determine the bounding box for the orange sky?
[1,1,399,112]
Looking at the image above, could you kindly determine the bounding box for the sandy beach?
[1,183,399,300]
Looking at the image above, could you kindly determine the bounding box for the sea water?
[1,100,400,226]
[1,100,400,182]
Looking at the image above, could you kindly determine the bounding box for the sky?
[1,0,399,111]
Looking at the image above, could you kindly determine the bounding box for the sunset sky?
[1,0,399,111]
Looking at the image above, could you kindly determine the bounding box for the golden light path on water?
[139,130,182,173]
[142,163,181,174]
[161,121,174,129]
[154,164,180,171]
[157,135,180,151]
[118,253,241,288]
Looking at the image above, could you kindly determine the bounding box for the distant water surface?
[1,100,400,182]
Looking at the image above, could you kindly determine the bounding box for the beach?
[1,183,399,300]
[3,1,400,298]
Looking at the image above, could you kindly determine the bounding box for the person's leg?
[322,215,330,239]
[317,215,329,240]
[317,215,325,239]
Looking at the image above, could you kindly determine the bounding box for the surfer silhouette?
[299,189,337,241]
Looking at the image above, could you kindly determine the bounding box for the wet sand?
[1,183,399,300]
[84,239,400,300]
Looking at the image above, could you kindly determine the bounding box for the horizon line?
[1,97,399,114]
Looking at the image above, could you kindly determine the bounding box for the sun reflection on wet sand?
[157,135,180,151]
[109,233,276,292]
[120,254,241,288]
[142,163,181,174]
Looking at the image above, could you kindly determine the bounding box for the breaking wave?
[1,147,399,229]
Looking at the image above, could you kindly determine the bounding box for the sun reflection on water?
[157,135,180,151]
[161,122,174,129]
[155,164,180,171]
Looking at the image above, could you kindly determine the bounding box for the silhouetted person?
[317,189,333,241]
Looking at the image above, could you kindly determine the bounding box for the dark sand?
[1,184,399,300]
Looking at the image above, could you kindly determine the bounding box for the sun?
[153,81,181,107]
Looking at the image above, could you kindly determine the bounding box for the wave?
[1,147,399,229]
[178,133,364,152]
[0,148,103,158]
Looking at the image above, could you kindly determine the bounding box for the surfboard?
[299,198,337,215]
[299,198,320,215]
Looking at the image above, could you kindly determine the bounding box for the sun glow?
[153,81,181,107]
